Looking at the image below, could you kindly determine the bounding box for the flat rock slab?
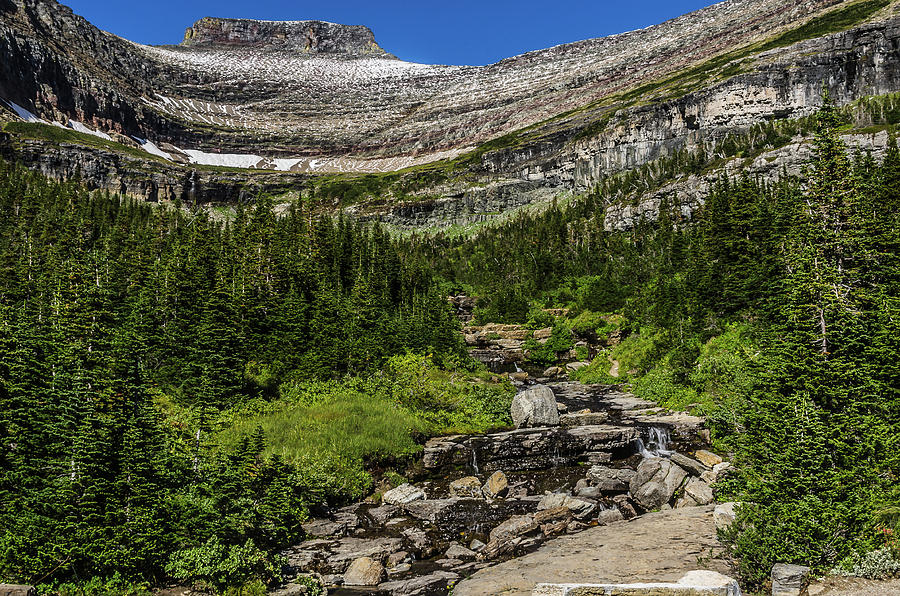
[452,506,730,596]
[808,577,900,596]
[424,425,639,472]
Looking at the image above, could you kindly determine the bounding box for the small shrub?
[524,324,575,366]
[165,537,283,594]
[37,575,151,596]
[832,548,900,579]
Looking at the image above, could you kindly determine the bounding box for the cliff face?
[1,0,900,229]
[181,17,392,57]
[0,0,852,159]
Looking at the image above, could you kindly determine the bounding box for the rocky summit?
[2,0,900,221]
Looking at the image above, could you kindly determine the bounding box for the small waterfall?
[637,426,673,458]
[514,362,524,373]
[470,447,480,475]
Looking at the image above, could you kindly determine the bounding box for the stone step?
[424,425,640,472]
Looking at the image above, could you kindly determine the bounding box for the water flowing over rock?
[511,385,561,428]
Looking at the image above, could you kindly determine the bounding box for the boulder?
[537,493,597,519]
[683,477,714,505]
[714,502,738,530]
[387,563,412,576]
[511,385,560,428]
[675,494,699,509]
[378,570,459,596]
[596,508,625,526]
[386,551,410,568]
[366,504,400,524]
[0,587,35,596]
[587,465,636,492]
[401,527,434,556]
[772,563,811,596]
[445,543,478,560]
[482,470,509,498]
[383,483,425,506]
[541,520,570,537]
[544,366,563,377]
[449,476,484,499]
[302,517,348,537]
[489,514,538,543]
[701,461,732,484]
[612,494,638,519]
[694,450,723,468]
[575,485,602,499]
[534,506,573,525]
[669,452,709,477]
[566,361,590,372]
[343,557,385,586]
[629,458,688,511]
[470,539,486,551]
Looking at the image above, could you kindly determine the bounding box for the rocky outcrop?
[629,458,689,511]
[0,0,898,234]
[452,506,732,596]
[511,386,560,429]
[181,18,392,57]
[533,570,742,596]
[0,0,855,160]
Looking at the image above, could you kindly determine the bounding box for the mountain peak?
[180,17,394,57]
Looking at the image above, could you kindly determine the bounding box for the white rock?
[382,484,425,506]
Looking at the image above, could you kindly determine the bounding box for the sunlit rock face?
[0,0,851,167]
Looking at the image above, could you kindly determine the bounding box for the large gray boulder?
[629,458,688,511]
[511,385,560,428]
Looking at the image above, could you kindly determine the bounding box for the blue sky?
[63,0,719,66]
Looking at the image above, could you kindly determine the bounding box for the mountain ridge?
[1,0,899,230]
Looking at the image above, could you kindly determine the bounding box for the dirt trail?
[452,505,731,596]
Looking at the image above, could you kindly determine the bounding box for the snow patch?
[7,101,45,123]
[182,149,264,169]
[69,120,112,140]
[133,137,173,161]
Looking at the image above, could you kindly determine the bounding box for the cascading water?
[470,447,480,475]
[636,426,673,458]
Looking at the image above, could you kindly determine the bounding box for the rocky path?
[452,505,730,596]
